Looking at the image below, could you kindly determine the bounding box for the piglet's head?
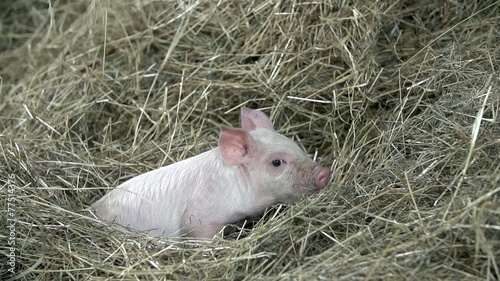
[218,107,331,203]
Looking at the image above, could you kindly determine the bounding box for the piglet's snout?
[314,167,331,189]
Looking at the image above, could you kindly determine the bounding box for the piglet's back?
[90,151,215,236]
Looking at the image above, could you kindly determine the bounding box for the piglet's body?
[91,107,331,238]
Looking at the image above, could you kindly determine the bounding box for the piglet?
[91,107,331,238]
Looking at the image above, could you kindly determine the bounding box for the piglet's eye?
[271,159,285,167]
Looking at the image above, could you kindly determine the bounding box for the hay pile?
[1,0,499,279]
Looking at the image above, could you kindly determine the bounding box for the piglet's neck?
[201,148,276,218]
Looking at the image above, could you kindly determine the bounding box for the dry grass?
[1,0,499,280]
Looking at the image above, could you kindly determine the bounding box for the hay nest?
[1,0,499,280]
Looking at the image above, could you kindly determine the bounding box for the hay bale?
[0,0,498,280]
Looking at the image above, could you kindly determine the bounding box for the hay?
[1,0,499,279]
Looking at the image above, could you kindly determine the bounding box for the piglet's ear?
[219,125,257,165]
[240,107,275,131]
